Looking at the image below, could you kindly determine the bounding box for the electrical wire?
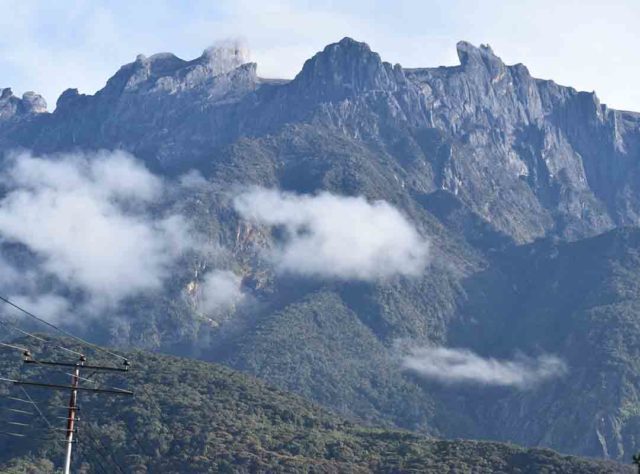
[1,407,34,416]
[0,295,135,472]
[0,318,49,345]
[6,396,35,404]
[63,372,99,385]
[22,357,132,394]
[75,436,110,474]
[82,426,126,474]
[0,294,128,362]
[0,317,82,358]
[19,386,53,430]
[0,430,26,438]
[0,342,29,352]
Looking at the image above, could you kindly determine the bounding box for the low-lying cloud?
[0,151,243,319]
[233,188,429,281]
[402,345,567,389]
[0,151,189,307]
[197,270,244,314]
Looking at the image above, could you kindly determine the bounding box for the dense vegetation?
[445,227,640,457]
[0,338,629,473]
[2,37,640,462]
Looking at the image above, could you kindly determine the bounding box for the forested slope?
[0,338,629,473]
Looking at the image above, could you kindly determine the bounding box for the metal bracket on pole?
[16,353,133,473]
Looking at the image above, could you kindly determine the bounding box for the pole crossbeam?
[16,354,133,474]
[24,359,130,372]
[14,380,133,396]
[0,293,132,473]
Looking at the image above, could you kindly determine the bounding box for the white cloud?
[233,188,429,281]
[0,255,21,287]
[9,293,71,325]
[0,151,195,308]
[197,270,244,314]
[402,345,567,389]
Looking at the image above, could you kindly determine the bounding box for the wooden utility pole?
[15,352,132,473]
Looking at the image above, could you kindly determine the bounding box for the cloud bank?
[233,188,429,281]
[0,151,242,319]
[402,346,567,389]
[0,151,186,306]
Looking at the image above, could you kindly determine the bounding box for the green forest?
[0,337,629,473]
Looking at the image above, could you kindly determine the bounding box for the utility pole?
[14,351,132,473]
[63,356,83,474]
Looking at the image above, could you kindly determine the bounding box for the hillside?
[1,37,640,461]
[446,227,640,458]
[0,339,630,473]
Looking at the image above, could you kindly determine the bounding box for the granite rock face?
[2,38,640,461]
[4,37,638,242]
[0,87,46,120]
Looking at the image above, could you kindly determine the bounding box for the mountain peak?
[102,42,255,96]
[301,37,380,70]
[335,36,370,49]
[456,41,506,83]
[0,88,47,120]
[198,39,251,76]
[292,37,399,100]
[456,41,506,77]
[21,91,48,113]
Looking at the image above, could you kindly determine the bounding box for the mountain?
[1,37,640,462]
[0,338,630,473]
[4,38,640,242]
[447,227,640,459]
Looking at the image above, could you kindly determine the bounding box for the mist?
[0,151,243,321]
[402,345,567,389]
[233,188,429,281]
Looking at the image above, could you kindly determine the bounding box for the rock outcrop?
[0,87,47,121]
[4,37,638,242]
[2,38,640,461]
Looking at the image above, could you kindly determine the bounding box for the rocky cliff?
[2,38,640,461]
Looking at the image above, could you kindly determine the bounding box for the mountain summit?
[292,37,402,99]
[3,37,637,242]
[1,38,640,462]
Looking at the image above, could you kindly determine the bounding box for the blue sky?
[2,0,639,111]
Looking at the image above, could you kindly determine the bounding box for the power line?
[0,430,26,438]
[6,396,35,404]
[1,407,34,416]
[20,386,53,430]
[83,426,126,474]
[0,318,49,345]
[0,294,128,363]
[0,342,29,352]
[0,295,134,472]
[12,354,133,474]
[0,430,58,442]
[76,436,110,474]
[0,317,82,358]
[117,412,148,460]
[63,372,99,385]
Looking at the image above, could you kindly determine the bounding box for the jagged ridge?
[1,37,640,462]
